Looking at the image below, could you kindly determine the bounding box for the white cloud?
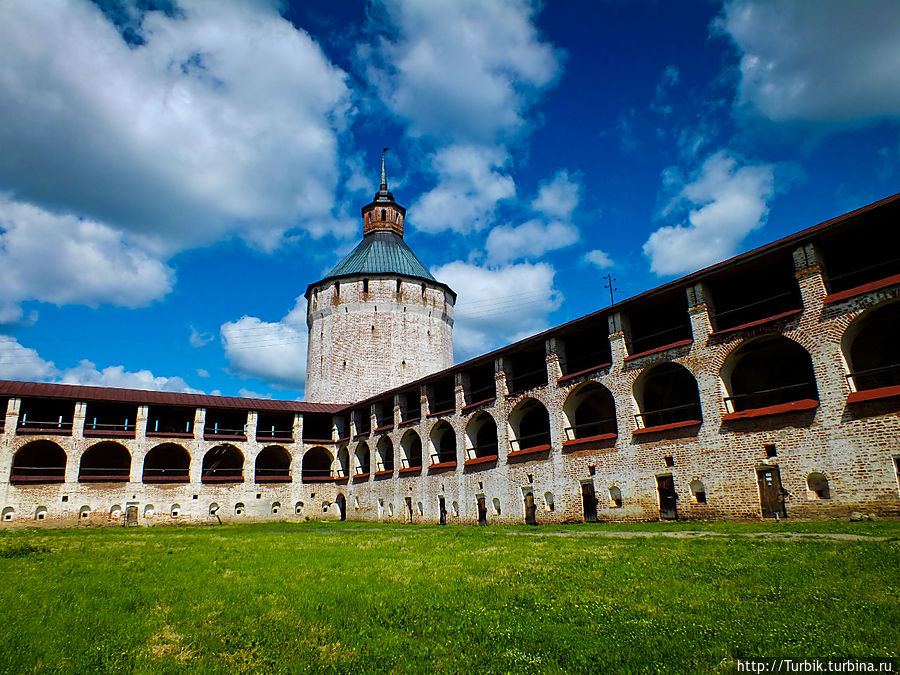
[0,335,199,392]
[644,150,776,276]
[370,0,560,144]
[434,261,562,359]
[0,197,174,322]
[0,0,351,255]
[531,171,580,221]
[0,336,58,381]
[189,326,213,348]
[58,360,201,393]
[196,368,210,378]
[717,0,900,123]
[220,296,308,389]
[485,219,579,264]
[411,145,516,234]
[584,250,614,269]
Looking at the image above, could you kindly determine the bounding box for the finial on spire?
[380,147,390,191]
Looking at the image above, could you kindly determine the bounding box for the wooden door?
[438,496,447,525]
[524,492,537,525]
[656,475,678,520]
[477,496,487,525]
[757,466,787,518]
[581,482,598,522]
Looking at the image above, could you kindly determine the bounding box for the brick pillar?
[686,283,722,425]
[193,408,205,441]
[0,398,19,483]
[608,313,629,366]
[496,357,510,398]
[454,373,465,411]
[546,337,564,384]
[793,243,845,417]
[72,401,87,439]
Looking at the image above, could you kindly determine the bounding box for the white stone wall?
[306,276,454,403]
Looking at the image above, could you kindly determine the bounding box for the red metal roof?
[0,380,344,414]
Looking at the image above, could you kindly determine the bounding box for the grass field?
[0,520,897,674]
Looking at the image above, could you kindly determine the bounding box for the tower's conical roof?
[306,150,455,300]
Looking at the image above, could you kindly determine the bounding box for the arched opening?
[354,442,370,475]
[375,436,394,473]
[465,412,497,460]
[563,383,617,441]
[843,301,900,391]
[722,336,818,412]
[10,441,66,483]
[335,446,350,477]
[335,493,347,521]
[430,421,457,465]
[255,446,292,483]
[234,502,245,515]
[201,445,245,483]
[302,447,333,482]
[507,398,551,453]
[78,442,131,482]
[634,363,702,430]
[143,443,190,483]
[400,430,423,469]
[608,486,622,508]
[807,472,831,500]
[689,480,707,504]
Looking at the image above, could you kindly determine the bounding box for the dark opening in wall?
[353,407,371,435]
[626,290,692,356]
[83,401,138,436]
[559,317,612,376]
[428,378,456,415]
[765,444,777,458]
[303,412,333,442]
[400,389,421,422]
[10,440,66,483]
[302,447,333,482]
[401,430,423,468]
[374,399,394,429]
[355,443,370,474]
[818,201,900,293]
[257,411,294,442]
[563,382,617,441]
[723,336,818,412]
[143,443,190,483]
[507,345,548,394]
[335,446,350,477]
[707,253,802,330]
[431,420,457,464]
[362,278,369,294]
[0,397,7,432]
[78,441,131,482]
[465,413,497,460]
[664,455,675,468]
[204,409,247,440]
[201,444,245,483]
[464,362,495,406]
[843,301,900,391]
[807,472,831,500]
[375,436,394,473]
[17,397,75,434]
[635,362,702,429]
[509,399,551,451]
[255,446,292,483]
[147,405,194,437]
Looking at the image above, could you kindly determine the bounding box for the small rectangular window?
[363,279,369,293]
[765,444,777,458]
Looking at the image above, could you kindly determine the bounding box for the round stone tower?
[305,152,456,403]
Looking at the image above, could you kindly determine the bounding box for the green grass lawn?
[0,520,897,674]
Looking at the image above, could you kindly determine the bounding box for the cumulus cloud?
[434,261,562,359]
[485,219,579,264]
[0,197,174,322]
[0,336,58,381]
[584,250,614,269]
[220,297,308,389]
[58,360,200,393]
[0,0,351,255]
[0,335,199,392]
[369,0,561,235]
[643,150,776,276]
[370,0,560,144]
[531,171,580,221]
[411,145,516,234]
[717,0,900,123]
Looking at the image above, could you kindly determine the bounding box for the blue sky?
[0,0,899,400]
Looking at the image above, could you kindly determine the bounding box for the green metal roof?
[324,231,437,282]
